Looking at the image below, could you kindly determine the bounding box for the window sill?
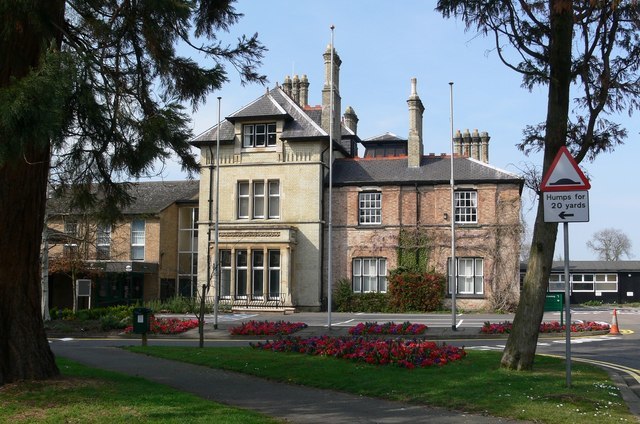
[447,294,485,299]
[241,146,277,152]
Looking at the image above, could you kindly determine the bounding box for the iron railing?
[208,292,289,310]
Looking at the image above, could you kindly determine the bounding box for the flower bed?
[124,317,199,334]
[348,321,427,336]
[229,320,308,336]
[252,336,466,369]
[481,320,610,334]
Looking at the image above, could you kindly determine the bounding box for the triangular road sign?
[540,146,591,192]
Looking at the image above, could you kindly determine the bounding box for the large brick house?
[45,181,199,310]
[193,45,524,311]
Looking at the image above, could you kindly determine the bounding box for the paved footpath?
[51,339,528,424]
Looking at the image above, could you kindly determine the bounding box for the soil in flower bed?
[229,320,308,336]
[45,319,124,337]
[481,320,610,334]
[252,335,466,369]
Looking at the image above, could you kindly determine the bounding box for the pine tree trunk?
[501,0,574,370]
[0,1,64,385]
[0,144,59,385]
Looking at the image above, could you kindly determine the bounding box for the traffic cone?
[609,308,621,335]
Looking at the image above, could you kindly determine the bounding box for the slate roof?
[269,88,327,140]
[362,132,405,143]
[48,180,199,216]
[192,120,235,146]
[227,89,289,121]
[333,155,523,186]
[122,180,199,214]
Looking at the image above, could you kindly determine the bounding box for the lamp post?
[327,25,335,330]
[213,96,221,329]
[449,82,457,331]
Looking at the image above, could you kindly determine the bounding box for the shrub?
[333,279,391,312]
[50,308,74,320]
[157,296,197,314]
[99,314,127,331]
[387,271,445,312]
[49,306,135,322]
[333,278,355,312]
[352,292,390,312]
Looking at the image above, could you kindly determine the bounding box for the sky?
[151,1,640,261]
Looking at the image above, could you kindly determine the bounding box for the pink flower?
[481,320,610,334]
[348,321,427,336]
[251,336,466,368]
[229,320,308,336]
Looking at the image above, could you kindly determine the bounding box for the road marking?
[332,319,355,326]
[468,335,617,351]
[456,319,464,328]
[541,353,640,385]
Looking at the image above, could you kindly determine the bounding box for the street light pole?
[327,25,335,330]
[213,96,221,329]
[449,82,457,331]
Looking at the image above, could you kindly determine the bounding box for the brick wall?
[329,181,522,310]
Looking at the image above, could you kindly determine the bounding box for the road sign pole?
[564,221,571,388]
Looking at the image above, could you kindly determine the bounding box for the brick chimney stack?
[407,78,424,168]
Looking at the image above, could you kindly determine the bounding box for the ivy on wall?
[396,228,433,272]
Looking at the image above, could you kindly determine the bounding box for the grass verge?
[127,345,635,423]
[0,357,280,424]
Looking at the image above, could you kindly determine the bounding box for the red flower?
[481,320,610,334]
[229,320,308,336]
[251,336,466,368]
[123,317,199,335]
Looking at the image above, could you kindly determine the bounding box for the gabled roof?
[332,155,522,187]
[227,89,289,122]
[191,87,330,147]
[48,180,199,216]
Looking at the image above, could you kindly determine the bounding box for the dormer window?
[243,123,277,148]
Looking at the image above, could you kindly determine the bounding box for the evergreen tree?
[0,0,265,385]
[436,0,640,370]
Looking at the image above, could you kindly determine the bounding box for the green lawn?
[0,357,280,424]
[127,345,636,424]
